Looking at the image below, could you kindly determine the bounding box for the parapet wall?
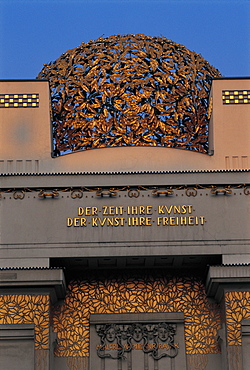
[0,78,250,174]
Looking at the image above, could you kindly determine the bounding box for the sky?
[0,0,249,80]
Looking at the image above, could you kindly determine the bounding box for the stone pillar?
[0,268,66,370]
[206,264,250,370]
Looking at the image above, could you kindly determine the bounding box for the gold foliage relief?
[0,294,50,349]
[53,274,221,357]
[37,34,221,155]
[225,291,250,346]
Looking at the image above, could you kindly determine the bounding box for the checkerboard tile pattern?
[222,90,250,104]
[0,94,39,108]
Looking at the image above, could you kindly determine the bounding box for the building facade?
[0,35,250,370]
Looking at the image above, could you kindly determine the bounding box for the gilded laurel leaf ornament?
[225,291,250,346]
[52,273,221,357]
[0,294,50,349]
[37,34,221,156]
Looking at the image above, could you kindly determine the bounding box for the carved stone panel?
[90,313,187,370]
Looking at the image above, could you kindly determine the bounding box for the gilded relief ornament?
[225,291,250,346]
[37,34,221,156]
[52,273,221,357]
[0,294,50,349]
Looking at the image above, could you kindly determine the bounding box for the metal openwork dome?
[37,34,221,156]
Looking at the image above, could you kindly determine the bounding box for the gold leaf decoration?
[225,291,250,346]
[37,34,221,156]
[52,272,221,357]
[0,294,50,349]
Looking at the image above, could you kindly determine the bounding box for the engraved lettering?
[85,207,91,216]
[117,206,124,215]
[181,205,187,214]
[128,217,139,226]
[81,218,87,226]
[146,206,152,215]
[102,206,108,215]
[188,216,194,225]
[131,206,138,215]
[107,218,114,226]
[100,218,107,226]
[78,207,84,216]
[158,205,164,214]
[69,204,206,229]
[96,322,178,359]
[165,205,173,214]
[140,217,145,225]
[180,216,187,225]
[67,218,73,227]
[74,218,80,226]
[92,218,98,227]
[173,205,181,213]
[163,217,168,225]
[139,206,145,214]
[169,216,175,225]
[200,216,206,225]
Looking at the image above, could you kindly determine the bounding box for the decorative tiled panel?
[222,90,250,105]
[0,94,39,108]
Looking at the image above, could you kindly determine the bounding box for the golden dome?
[37,34,221,156]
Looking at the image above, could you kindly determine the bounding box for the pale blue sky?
[0,0,249,79]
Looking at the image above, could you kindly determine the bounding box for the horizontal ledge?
[206,265,250,298]
[0,324,34,339]
[90,312,184,324]
[0,269,66,300]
